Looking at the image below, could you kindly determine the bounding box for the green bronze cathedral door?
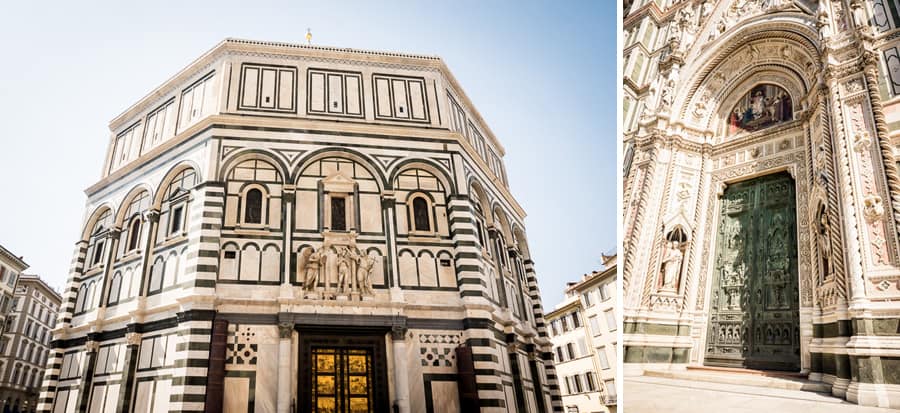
[705,172,800,371]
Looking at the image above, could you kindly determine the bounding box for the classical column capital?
[381,191,396,208]
[145,209,160,223]
[85,339,100,353]
[106,229,122,240]
[278,322,294,339]
[125,332,142,346]
[391,325,407,341]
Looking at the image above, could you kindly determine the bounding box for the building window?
[556,347,565,362]
[585,372,597,391]
[582,291,593,307]
[605,310,617,332]
[412,196,431,231]
[574,375,583,393]
[331,197,347,230]
[571,312,581,328]
[605,380,617,398]
[244,188,263,224]
[599,282,612,301]
[91,240,105,266]
[127,218,142,251]
[597,346,610,369]
[566,342,576,359]
[170,205,184,235]
[590,316,601,336]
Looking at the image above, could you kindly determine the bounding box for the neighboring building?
[39,38,561,413]
[624,0,900,409]
[0,275,60,413]
[547,255,618,413]
[0,246,26,340]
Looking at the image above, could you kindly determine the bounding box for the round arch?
[218,149,288,183]
[152,160,203,210]
[388,158,455,195]
[291,147,387,190]
[114,184,153,227]
[672,18,821,128]
[80,204,116,242]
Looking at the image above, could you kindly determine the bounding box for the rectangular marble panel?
[328,74,343,113]
[309,72,326,112]
[104,383,120,413]
[224,377,250,413]
[242,67,259,108]
[359,194,383,233]
[260,68,277,109]
[153,379,171,412]
[431,381,460,413]
[88,385,106,413]
[345,75,361,115]
[278,70,294,110]
[392,79,409,118]
[52,390,69,413]
[375,77,392,117]
[133,382,152,413]
[409,80,426,120]
[256,343,278,412]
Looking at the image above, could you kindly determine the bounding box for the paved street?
[624,375,900,412]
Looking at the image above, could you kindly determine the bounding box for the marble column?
[75,336,100,413]
[115,330,142,413]
[391,326,410,413]
[277,322,293,413]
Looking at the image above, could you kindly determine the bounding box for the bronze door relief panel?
[705,172,801,371]
[299,332,389,413]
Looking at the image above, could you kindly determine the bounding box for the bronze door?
[311,348,374,413]
[299,332,388,413]
[705,172,800,371]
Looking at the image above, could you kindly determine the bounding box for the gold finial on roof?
[306,28,312,45]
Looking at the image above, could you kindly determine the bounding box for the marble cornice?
[89,114,527,218]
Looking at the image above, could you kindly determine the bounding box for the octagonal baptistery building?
[37,39,560,413]
[624,0,900,409]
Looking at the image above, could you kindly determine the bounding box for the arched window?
[244,188,263,224]
[127,218,142,251]
[107,272,122,305]
[413,197,431,231]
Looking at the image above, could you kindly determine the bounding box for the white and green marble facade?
[624,0,900,408]
[38,39,560,413]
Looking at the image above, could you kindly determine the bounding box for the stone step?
[642,368,832,393]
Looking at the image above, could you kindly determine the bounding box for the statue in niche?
[816,208,833,282]
[300,242,378,297]
[323,247,339,292]
[356,253,376,295]
[303,249,324,291]
[337,259,351,294]
[660,240,684,290]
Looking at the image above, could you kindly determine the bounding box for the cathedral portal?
[705,172,800,371]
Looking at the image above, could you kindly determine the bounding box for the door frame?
[703,171,802,371]
[297,327,390,413]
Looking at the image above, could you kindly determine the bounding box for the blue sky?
[0,1,613,307]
